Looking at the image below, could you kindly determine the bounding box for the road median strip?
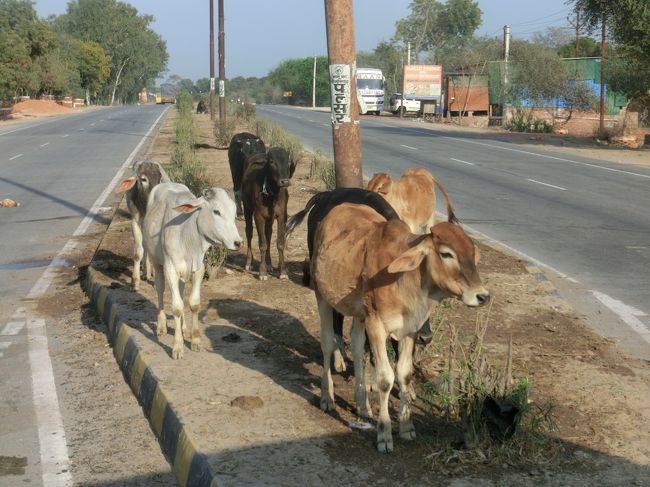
[85,266,217,487]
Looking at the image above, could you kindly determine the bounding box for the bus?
[356,67,385,115]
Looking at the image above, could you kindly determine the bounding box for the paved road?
[0,104,170,485]
[257,104,650,359]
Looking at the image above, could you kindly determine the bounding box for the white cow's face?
[198,188,242,251]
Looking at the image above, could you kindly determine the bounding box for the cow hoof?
[132,280,140,292]
[377,439,394,454]
[357,404,373,419]
[244,264,251,271]
[172,346,184,360]
[279,272,288,280]
[333,351,347,373]
[190,340,201,352]
[259,274,268,281]
[399,422,416,441]
[320,396,335,412]
[156,314,167,336]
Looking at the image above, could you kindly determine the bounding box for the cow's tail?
[431,176,458,224]
[285,191,323,238]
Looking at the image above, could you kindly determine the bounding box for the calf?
[312,203,488,452]
[368,168,455,233]
[115,160,170,291]
[286,188,401,370]
[142,183,241,359]
[228,132,266,217]
[196,100,208,114]
[242,147,296,280]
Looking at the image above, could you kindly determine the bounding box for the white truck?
[389,93,421,116]
[356,67,385,115]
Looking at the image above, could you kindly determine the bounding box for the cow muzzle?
[462,288,490,307]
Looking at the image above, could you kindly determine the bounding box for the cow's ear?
[173,203,201,213]
[115,177,136,194]
[387,245,430,274]
[368,172,391,194]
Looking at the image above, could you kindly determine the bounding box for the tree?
[532,27,574,50]
[575,0,650,64]
[0,0,53,98]
[54,0,168,104]
[557,37,601,57]
[393,0,482,63]
[268,57,330,106]
[507,40,568,107]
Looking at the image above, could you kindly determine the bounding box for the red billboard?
[403,65,442,100]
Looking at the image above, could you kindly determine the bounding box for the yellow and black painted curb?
[85,267,217,487]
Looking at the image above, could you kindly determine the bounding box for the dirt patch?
[11,99,73,116]
[89,107,650,485]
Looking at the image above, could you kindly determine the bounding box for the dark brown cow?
[242,147,296,280]
[228,132,266,217]
[312,203,489,453]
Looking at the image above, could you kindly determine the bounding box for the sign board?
[283,91,293,97]
[403,65,442,100]
[329,64,351,124]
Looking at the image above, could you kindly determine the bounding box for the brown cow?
[368,168,455,234]
[312,203,489,453]
[115,160,170,291]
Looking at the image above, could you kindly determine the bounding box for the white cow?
[143,183,241,359]
[116,160,170,291]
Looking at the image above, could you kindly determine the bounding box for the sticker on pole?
[219,80,225,98]
[330,64,351,124]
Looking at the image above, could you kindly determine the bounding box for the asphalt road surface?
[0,104,171,486]
[256,104,650,360]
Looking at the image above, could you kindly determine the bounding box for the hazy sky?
[35,0,572,81]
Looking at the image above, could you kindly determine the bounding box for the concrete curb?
[84,267,217,487]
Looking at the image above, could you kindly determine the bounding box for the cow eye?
[440,251,454,260]
[213,210,221,216]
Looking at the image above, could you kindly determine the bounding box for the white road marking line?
[592,291,650,344]
[79,128,84,131]
[0,117,62,136]
[62,134,69,138]
[27,318,73,486]
[450,157,475,166]
[439,133,650,179]
[17,106,170,487]
[9,154,23,160]
[90,123,95,126]
[400,144,418,150]
[40,142,50,147]
[321,123,330,127]
[456,215,650,343]
[527,178,567,191]
[1,321,25,335]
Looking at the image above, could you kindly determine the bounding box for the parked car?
[389,93,421,116]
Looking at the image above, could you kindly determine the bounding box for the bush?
[214,118,237,148]
[505,108,553,133]
[311,149,336,189]
[234,102,256,123]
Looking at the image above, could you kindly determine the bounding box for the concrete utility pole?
[209,0,215,121]
[503,25,510,85]
[324,0,363,188]
[218,0,226,124]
